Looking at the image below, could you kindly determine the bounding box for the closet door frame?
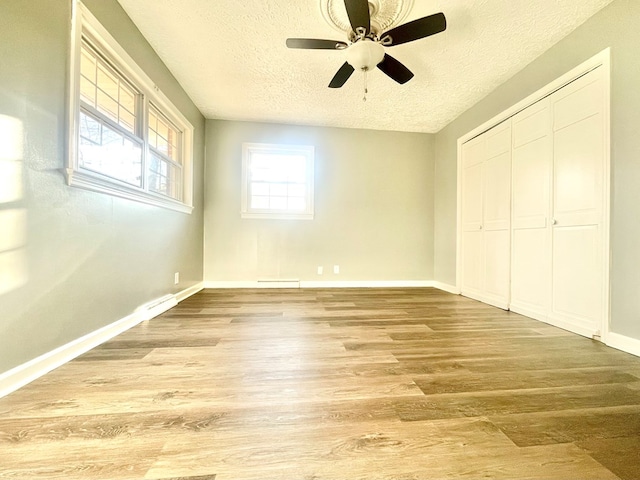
[456,48,611,341]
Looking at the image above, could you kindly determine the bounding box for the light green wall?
[433,0,640,338]
[0,0,205,373]
[204,120,434,283]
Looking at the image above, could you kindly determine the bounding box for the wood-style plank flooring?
[2,288,640,479]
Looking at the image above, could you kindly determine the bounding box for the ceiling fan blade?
[329,62,355,88]
[377,54,414,84]
[286,38,349,50]
[382,12,446,46]
[344,0,371,35]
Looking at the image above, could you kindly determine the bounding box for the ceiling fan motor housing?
[346,39,385,71]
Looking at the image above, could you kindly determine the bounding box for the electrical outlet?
[174,272,180,285]
[317,266,323,275]
[333,265,340,274]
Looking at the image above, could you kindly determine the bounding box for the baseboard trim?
[300,280,434,289]
[606,332,640,358]
[175,282,204,302]
[0,283,202,399]
[431,282,460,295]
[204,280,436,289]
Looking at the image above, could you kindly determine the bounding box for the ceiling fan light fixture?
[346,39,385,71]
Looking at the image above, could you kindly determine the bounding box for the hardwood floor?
[2,288,640,479]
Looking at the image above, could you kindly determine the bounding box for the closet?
[459,64,608,339]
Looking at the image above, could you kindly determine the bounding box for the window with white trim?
[241,143,314,220]
[67,2,194,213]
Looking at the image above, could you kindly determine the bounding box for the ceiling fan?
[286,0,446,88]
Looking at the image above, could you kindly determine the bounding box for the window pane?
[270,184,287,197]
[156,135,168,155]
[119,87,135,115]
[79,110,142,187]
[148,130,157,149]
[288,184,306,197]
[269,197,287,210]
[148,105,181,164]
[251,183,269,196]
[149,152,182,200]
[119,108,135,132]
[251,196,269,209]
[80,49,97,83]
[149,108,157,132]
[96,90,119,123]
[80,77,96,106]
[80,42,139,136]
[79,113,102,144]
[288,197,306,211]
[97,64,119,102]
[157,118,169,141]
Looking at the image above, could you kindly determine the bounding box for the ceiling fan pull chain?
[363,69,368,102]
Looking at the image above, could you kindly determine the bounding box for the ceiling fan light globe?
[346,40,385,71]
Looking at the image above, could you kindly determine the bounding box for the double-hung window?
[67,2,193,213]
[241,143,315,220]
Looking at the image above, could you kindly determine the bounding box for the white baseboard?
[0,283,202,399]
[300,280,434,288]
[606,332,640,358]
[431,282,460,295]
[175,282,204,302]
[204,280,436,289]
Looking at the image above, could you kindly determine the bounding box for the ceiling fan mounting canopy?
[320,0,415,38]
[286,0,447,88]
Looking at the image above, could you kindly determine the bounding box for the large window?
[241,143,314,220]
[66,2,193,213]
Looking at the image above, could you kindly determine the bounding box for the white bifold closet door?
[549,69,606,337]
[511,99,553,320]
[510,66,606,337]
[462,65,606,338]
[461,121,511,309]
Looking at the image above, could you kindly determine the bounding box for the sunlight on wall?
[0,114,27,295]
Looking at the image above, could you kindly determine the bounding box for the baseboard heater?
[136,294,178,320]
[257,279,301,288]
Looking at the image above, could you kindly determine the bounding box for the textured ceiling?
[115,0,614,133]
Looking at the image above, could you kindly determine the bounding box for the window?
[241,143,314,220]
[66,2,194,213]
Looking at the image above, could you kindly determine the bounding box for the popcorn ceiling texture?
[116,0,614,133]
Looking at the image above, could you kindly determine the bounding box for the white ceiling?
[115,0,614,133]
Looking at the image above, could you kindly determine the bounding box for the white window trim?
[241,143,315,220]
[66,1,194,214]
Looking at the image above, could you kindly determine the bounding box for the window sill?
[65,168,193,214]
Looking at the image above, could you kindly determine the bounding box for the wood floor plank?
[1,287,638,478]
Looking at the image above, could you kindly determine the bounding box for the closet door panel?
[483,229,511,306]
[461,136,486,297]
[550,67,604,336]
[551,225,602,334]
[462,162,483,231]
[462,230,483,294]
[511,100,552,318]
[483,150,511,231]
[512,228,550,314]
[554,114,603,226]
[512,138,551,229]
